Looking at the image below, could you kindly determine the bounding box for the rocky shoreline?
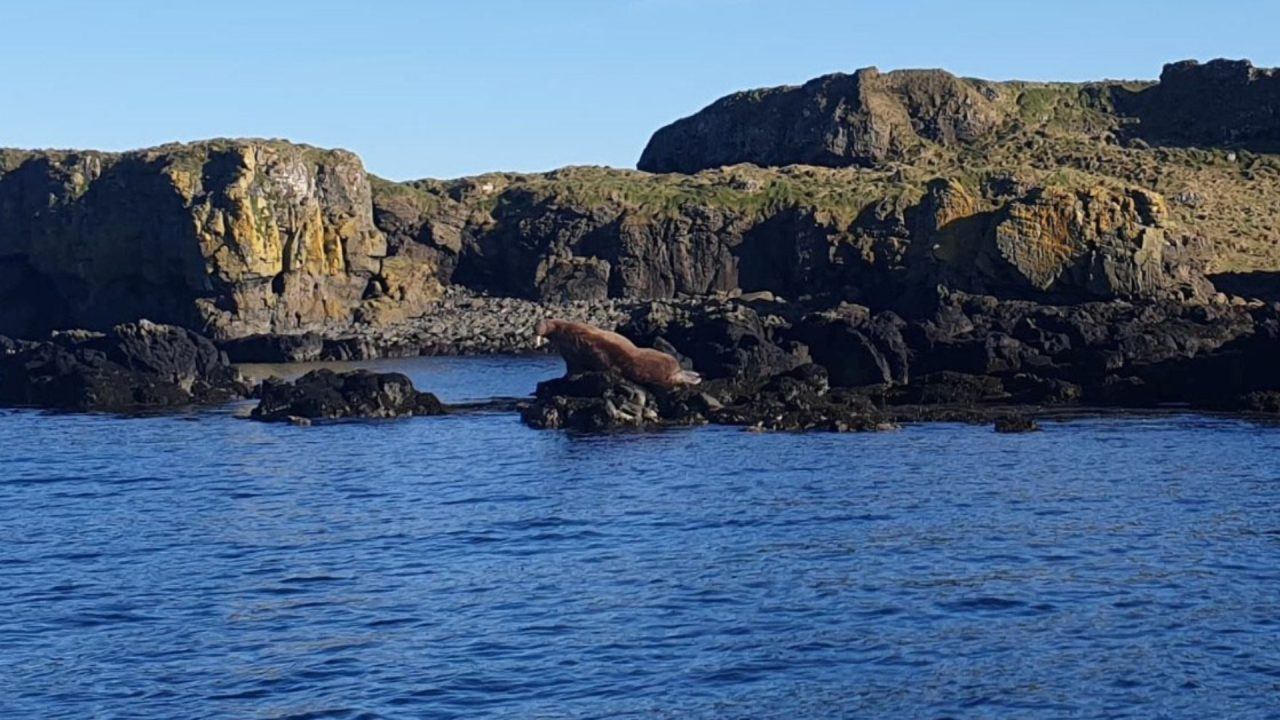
[215,288,633,363]
[2,58,1280,431]
[2,283,1278,435]
[514,288,1280,432]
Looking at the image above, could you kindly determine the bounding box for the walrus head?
[533,318,554,348]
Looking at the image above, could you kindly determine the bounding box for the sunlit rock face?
[0,139,439,339]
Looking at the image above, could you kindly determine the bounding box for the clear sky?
[3,0,1276,180]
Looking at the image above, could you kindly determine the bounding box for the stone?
[250,369,446,422]
[219,332,326,363]
[0,321,245,411]
[620,301,807,381]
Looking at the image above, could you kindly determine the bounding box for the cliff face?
[639,59,1280,173]
[370,166,1209,309]
[633,58,1280,277]
[1,59,1277,342]
[1114,59,1280,151]
[0,140,440,339]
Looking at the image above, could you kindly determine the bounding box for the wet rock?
[251,369,445,422]
[994,416,1040,433]
[0,320,245,411]
[1003,374,1083,405]
[710,366,883,432]
[1233,391,1280,413]
[888,371,1008,405]
[520,372,665,431]
[521,364,885,433]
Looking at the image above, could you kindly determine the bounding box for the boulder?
[250,369,445,422]
[219,332,326,363]
[620,301,807,381]
[519,372,667,431]
[0,321,245,411]
[789,307,909,387]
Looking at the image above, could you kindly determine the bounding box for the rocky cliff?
[369,165,1211,308]
[637,67,1011,172]
[1114,59,1280,151]
[0,140,440,339]
[638,59,1280,173]
[2,59,1278,342]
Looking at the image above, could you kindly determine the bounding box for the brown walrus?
[535,319,701,388]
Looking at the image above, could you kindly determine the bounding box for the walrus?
[535,319,701,388]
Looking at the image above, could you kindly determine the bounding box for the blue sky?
[2,0,1276,179]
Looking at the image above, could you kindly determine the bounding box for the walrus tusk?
[674,370,702,385]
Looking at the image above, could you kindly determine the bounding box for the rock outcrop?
[1114,59,1280,151]
[371,168,1211,309]
[2,58,1279,348]
[0,320,246,411]
[929,183,1211,302]
[638,67,1006,172]
[522,284,1280,433]
[639,59,1280,174]
[519,366,888,433]
[251,369,445,422]
[0,140,441,340]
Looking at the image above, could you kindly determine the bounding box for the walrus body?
[535,319,701,388]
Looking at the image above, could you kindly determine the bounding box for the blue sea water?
[1,356,1278,719]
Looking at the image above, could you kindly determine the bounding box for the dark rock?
[520,372,664,431]
[710,377,883,432]
[86,320,235,392]
[994,416,1040,433]
[536,256,611,303]
[889,372,1008,405]
[520,366,885,433]
[790,307,909,387]
[1003,374,1083,405]
[1114,59,1280,152]
[219,333,325,363]
[522,287,1280,430]
[620,301,806,381]
[0,320,245,411]
[250,369,445,422]
[1234,391,1280,413]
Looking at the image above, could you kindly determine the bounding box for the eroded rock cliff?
[0,139,441,339]
[1,58,1278,343]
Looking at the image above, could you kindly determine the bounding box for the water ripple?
[0,356,1278,718]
